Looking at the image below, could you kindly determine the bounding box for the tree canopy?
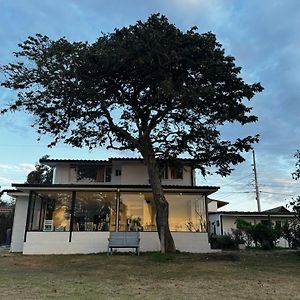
[26,155,53,184]
[1,14,262,176]
[292,150,300,180]
[1,14,263,252]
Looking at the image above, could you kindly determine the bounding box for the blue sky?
[1,0,300,210]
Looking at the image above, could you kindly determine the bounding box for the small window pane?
[77,165,111,182]
[105,166,112,182]
[77,165,98,182]
[170,167,183,179]
[159,165,168,179]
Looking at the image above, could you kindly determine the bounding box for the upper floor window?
[159,164,169,180]
[77,165,112,183]
[170,167,183,179]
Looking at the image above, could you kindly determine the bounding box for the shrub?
[210,234,236,250]
[231,228,246,246]
[236,218,282,249]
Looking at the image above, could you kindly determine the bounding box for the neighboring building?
[207,198,229,213]
[7,157,219,254]
[209,206,294,247]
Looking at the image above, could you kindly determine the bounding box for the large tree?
[292,150,300,181]
[1,14,263,252]
[26,155,53,184]
[287,152,300,248]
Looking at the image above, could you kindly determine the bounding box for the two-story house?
[8,157,219,254]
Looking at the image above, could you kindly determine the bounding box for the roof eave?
[11,183,219,194]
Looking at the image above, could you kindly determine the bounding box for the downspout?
[220,215,224,235]
[190,167,194,187]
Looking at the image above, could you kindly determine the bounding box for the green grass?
[0,250,299,299]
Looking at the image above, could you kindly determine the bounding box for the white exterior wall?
[172,232,212,252]
[208,214,221,235]
[52,161,193,186]
[222,216,237,235]
[53,164,70,184]
[23,232,110,254]
[119,162,193,186]
[208,201,218,212]
[111,162,122,185]
[22,232,212,254]
[121,162,149,185]
[11,196,29,252]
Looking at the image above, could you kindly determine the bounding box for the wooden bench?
[107,232,140,255]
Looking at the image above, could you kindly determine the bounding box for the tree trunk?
[141,147,176,253]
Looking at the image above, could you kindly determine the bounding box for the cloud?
[0,176,12,185]
[0,163,35,172]
[0,163,35,188]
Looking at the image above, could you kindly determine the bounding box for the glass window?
[261,220,270,226]
[74,191,116,231]
[29,193,44,231]
[77,165,112,183]
[105,166,112,182]
[170,167,183,179]
[77,165,97,182]
[28,191,72,232]
[119,192,156,232]
[159,164,168,179]
[166,193,207,232]
[27,190,208,234]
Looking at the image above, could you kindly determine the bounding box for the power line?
[218,191,254,199]
[260,191,296,196]
[260,184,300,188]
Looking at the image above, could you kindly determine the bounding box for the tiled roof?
[262,206,291,214]
[209,210,294,216]
[40,158,110,164]
[208,198,229,208]
[40,157,200,165]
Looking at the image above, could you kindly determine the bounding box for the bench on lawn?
[107,232,140,255]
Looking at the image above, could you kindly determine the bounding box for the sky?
[0,0,300,211]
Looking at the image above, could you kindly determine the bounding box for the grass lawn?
[0,250,299,300]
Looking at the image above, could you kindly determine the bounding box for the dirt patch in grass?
[0,250,299,299]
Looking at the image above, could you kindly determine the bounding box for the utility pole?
[252,149,261,212]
